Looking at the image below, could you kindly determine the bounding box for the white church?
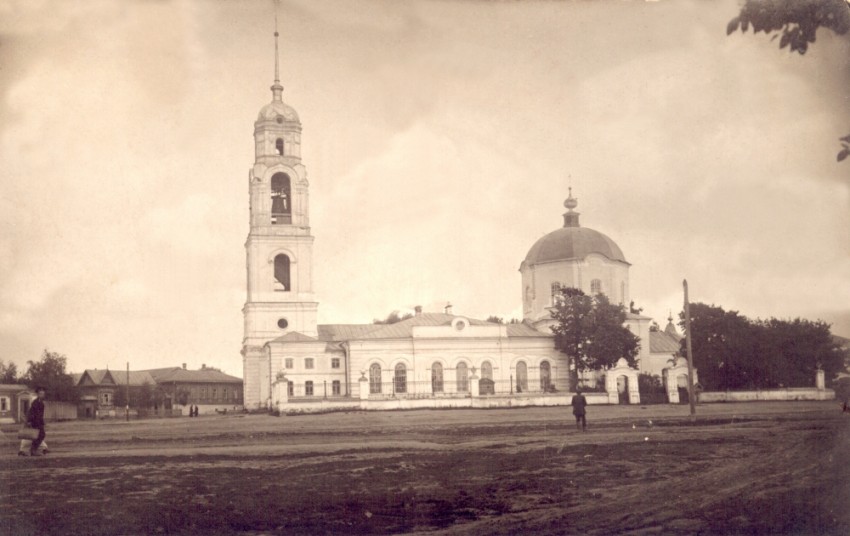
[241,33,693,412]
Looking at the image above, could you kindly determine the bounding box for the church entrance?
[617,375,630,404]
[479,361,494,395]
[677,374,689,404]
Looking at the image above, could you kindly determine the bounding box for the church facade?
[241,36,690,411]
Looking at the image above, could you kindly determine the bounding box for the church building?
[241,31,690,411]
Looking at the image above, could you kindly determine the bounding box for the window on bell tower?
[275,138,284,155]
[274,254,290,291]
[271,173,292,224]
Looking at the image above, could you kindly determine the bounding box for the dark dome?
[524,227,627,265]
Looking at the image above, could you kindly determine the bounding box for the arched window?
[273,254,290,291]
[480,361,494,395]
[540,360,551,391]
[456,362,469,392]
[516,361,528,392]
[591,279,602,295]
[481,361,493,380]
[271,172,291,224]
[394,363,407,394]
[551,282,562,305]
[431,362,444,393]
[369,363,382,394]
[275,138,284,155]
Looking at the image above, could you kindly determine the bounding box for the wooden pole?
[683,280,697,419]
[126,362,130,422]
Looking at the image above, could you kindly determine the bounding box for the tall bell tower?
[242,22,318,409]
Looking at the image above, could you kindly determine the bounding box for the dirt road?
[1,401,848,535]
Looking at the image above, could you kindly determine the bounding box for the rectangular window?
[0,397,8,411]
[305,358,314,369]
[287,381,293,397]
[212,388,217,399]
[332,380,341,395]
[305,381,314,396]
[285,358,294,369]
[201,388,207,399]
[331,358,340,369]
[223,388,228,399]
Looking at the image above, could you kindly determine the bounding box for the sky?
[1,0,848,377]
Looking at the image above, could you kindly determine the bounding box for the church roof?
[353,313,492,340]
[649,330,681,354]
[524,227,627,265]
[523,191,627,266]
[317,324,383,342]
[256,99,300,124]
[270,331,319,343]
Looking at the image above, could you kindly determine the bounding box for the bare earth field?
[1,401,848,535]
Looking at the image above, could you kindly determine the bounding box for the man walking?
[571,388,588,432]
[27,387,47,456]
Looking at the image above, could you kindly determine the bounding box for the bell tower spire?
[271,4,284,101]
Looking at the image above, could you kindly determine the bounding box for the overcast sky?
[1,0,848,377]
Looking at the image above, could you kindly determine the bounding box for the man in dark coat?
[27,387,47,456]
[571,388,588,432]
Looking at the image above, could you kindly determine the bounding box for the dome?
[524,226,627,265]
[257,100,300,123]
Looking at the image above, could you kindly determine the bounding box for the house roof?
[76,369,156,387]
[144,367,242,384]
[649,330,681,354]
[0,383,30,392]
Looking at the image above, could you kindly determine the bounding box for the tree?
[138,381,153,409]
[727,0,850,161]
[486,316,505,324]
[0,359,21,384]
[113,387,127,409]
[372,310,414,324]
[23,349,79,403]
[680,303,847,390]
[551,288,640,389]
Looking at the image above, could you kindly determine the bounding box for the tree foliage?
[138,381,153,409]
[727,0,850,161]
[0,359,21,384]
[23,349,79,403]
[551,288,640,387]
[680,303,847,390]
[372,310,415,324]
[486,316,505,324]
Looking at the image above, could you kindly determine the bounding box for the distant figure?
[27,387,47,456]
[843,398,849,414]
[571,388,588,432]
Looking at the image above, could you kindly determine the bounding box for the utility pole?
[126,362,130,422]
[683,280,697,420]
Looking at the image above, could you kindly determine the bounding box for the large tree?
[551,288,640,389]
[23,349,79,403]
[680,303,847,390]
[727,0,850,161]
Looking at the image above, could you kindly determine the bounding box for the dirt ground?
[1,401,848,535]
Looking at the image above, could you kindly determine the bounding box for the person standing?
[571,388,588,432]
[27,387,47,456]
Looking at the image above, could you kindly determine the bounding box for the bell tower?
[242,21,318,409]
